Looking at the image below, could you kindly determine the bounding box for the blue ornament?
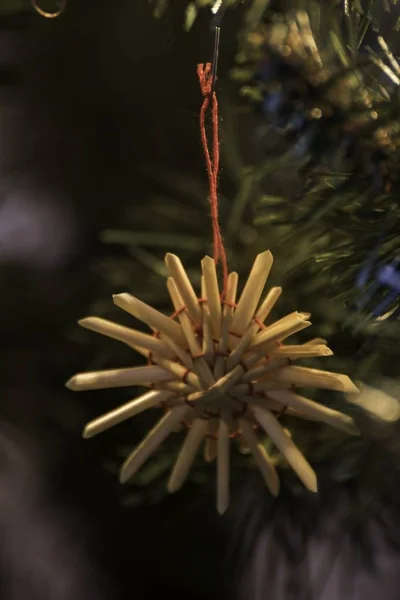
[263,90,283,114]
[354,242,400,319]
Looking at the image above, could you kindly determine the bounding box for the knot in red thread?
[197,62,213,97]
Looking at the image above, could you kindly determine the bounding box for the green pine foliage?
[68,0,400,506]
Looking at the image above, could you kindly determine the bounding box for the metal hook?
[210,26,221,96]
[32,0,67,18]
[209,0,230,95]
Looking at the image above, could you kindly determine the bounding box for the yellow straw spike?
[113,293,186,346]
[201,256,221,340]
[230,250,273,338]
[165,253,202,325]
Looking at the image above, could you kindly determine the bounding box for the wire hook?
[209,0,230,96]
[32,0,67,18]
[210,26,221,96]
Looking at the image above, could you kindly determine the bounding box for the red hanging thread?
[197,62,228,297]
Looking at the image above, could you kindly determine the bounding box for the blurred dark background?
[0,2,242,599]
[1,1,400,599]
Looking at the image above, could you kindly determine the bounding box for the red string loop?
[197,62,228,298]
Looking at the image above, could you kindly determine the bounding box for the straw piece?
[261,320,313,352]
[160,334,193,370]
[267,390,360,435]
[230,251,273,339]
[248,287,282,338]
[232,380,290,395]
[252,406,317,492]
[202,310,215,366]
[201,256,221,340]
[246,342,292,368]
[212,365,245,395]
[226,328,254,371]
[217,411,231,515]
[158,381,196,395]
[166,277,201,355]
[128,345,151,359]
[193,356,216,390]
[284,407,326,422]
[120,405,190,483]
[223,411,237,434]
[168,418,208,492]
[254,380,292,393]
[299,312,311,319]
[200,277,215,366]
[187,388,218,404]
[186,389,234,414]
[250,312,311,351]
[213,353,225,383]
[83,390,173,439]
[204,419,218,462]
[66,365,173,391]
[205,439,218,463]
[167,277,215,389]
[272,345,333,358]
[231,394,282,412]
[151,355,201,389]
[201,274,206,301]
[113,293,186,347]
[270,365,360,393]
[243,358,290,382]
[214,272,238,379]
[238,418,280,495]
[165,253,201,325]
[224,272,239,318]
[78,317,175,359]
[226,395,247,413]
[256,286,282,322]
[227,394,260,410]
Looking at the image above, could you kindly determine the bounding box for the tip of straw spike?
[307,471,318,494]
[78,317,94,328]
[164,252,177,264]
[299,312,311,319]
[265,467,280,497]
[345,417,361,436]
[217,502,229,516]
[321,346,334,356]
[119,468,130,484]
[259,249,273,260]
[82,424,94,439]
[270,479,280,497]
[167,480,180,494]
[113,293,139,313]
[201,255,214,265]
[113,293,128,302]
[65,376,78,391]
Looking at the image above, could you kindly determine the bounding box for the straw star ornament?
[67,250,360,514]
